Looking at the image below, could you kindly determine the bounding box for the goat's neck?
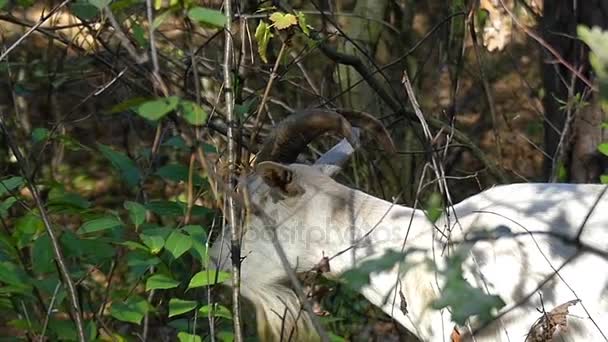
[318,187,442,334]
[325,187,436,270]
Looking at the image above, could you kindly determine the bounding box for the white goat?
[210,110,608,341]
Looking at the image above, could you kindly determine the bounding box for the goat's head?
[210,109,394,341]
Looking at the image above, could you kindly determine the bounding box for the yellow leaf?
[269,12,297,30]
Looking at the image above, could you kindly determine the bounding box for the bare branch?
[0,115,86,342]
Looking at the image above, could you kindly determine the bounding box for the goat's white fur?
[211,162,608,341]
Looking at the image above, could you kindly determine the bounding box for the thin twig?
[497,0,596,91]
[103,7,149,64]
[0,115,86,342]
[0,0,70,62]
[222,1,244,341]
[250,41,288,146]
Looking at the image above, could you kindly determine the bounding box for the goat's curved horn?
[256,110,355,164]
[333,109,396,153]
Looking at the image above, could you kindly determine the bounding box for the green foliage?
[78,216,123,234]
[98,143,142,188]
[578,26,608,80]
[179,100,208,126]
[255,21,273,63]
[188,269,230,288]
[31,127,50,143]
[169,298,197,317]
[0,176,24,196]
[156,163,205,186]
[199,303,232,320]
[124,200,147,228]
[165,230,192,259]
[87,0,111,9]
[424,192,443,222]
[579,25,608,182]
[146,274,180,290]
[110,296,149,324]
[136,96,181,121]
[342,250,408,291]
[431,248,505,325]
[188,7,226,28]
[177,332,203,342]
[70,1,99,20]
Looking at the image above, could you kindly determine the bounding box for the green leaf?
[0,261,32,294]
[49,319,77,341]
[136,96,180,121]
[343,250,408,291]
[255,21,273,63]
[177,332,202,342]
[598,142,608,157]
[217,331,234,342]
[48,188,91,211]
[0,0,8,9]
[106,97,148,114]
[188,270,230,289]
[124,201,147,228]
[431,248,506,325]
[188,7,225,28]
[181,225,207,240]
[0,176,24,196]
[182,225,207,260]
[156,164,205,186]
[557,163,568,182]
[70,1,99,20]
[601,174,608,184]
[165,231,192,260]
[153,10,170,29]
[140,233,165,254]
[110,296,149,324]
[578,25,608,79]
[78,216,122,234]
[87,0,111,9]
[120,241,148,251]
[14,213,44,248]
[163,136,188,150]
[234,98,257,119]
[199,303,232,320]
[85,320,98,341]
[132,22,147,47]
[179,101,208,126]
[31,127,50,143]
[297,11,310,36]
[146,200,184,216]
[329,333,346,342]
[269,12,297,30]
[98,143,141,188]
[126,254,160,275]
[168,298,197,317]
[32,234,55,274]
[424,192,443,223]
[146,274,180,290]
[0,197,17,218]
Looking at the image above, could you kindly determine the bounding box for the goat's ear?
[255,161,304,197]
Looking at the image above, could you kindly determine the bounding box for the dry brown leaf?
[525,299,581,341]
[451,326,462,342]
[479,0,513,52]
[399,289,408,315]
